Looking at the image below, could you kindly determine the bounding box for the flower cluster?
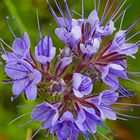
[1,0,140,140]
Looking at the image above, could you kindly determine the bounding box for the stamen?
[92,134,97,140]
[18,120,32,128]
[114,5,130,23]
[46,0,61,27]
[125,18,140,35]
[45,130,50,138]
[82,0,84,19]
[99,123,117,137]
[0,38,13,51]
[127,71,140,78]
[114,102,140,107]
[105,0,123,25]
[9,112,31,125]
[106,0,126,26]
[11,95,18,101]
[6,16,16,38]
[71,10,82,17]
[31,125,42,140]
[118,85,134,97]
[36,10,42,39]
[112,0,127,20]
[117,117,128,121]
[136,40,140,44]
[97,130,109,140]
[52,133,55,140]
[0,43,7,54]
[83,132,90,140]
[0,61,4,66]
[64,0,72,30]
[12,16,23,36]
[1,81,14,84]
[97,0,101,13]
[100,0,110,25]
[118,88,130,98]
[64,0,72,21]
[117,19,140,44]
[112,107,133,111]
[116,112,140,119]
[128,78,140,84]
[17,106,35,109]
[126,31,140,42]
[54,0,66,21]
[101,0,115,24]
[94,0,96,10]
[119,9,126,30]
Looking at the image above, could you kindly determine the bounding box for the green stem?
[26,128,32,140]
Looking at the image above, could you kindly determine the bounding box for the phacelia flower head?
[1,0,140,140]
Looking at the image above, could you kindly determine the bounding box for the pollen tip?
[12,16,16,19]
[0,61,3,65]
[6,16,9,19]
[46,0,49,4]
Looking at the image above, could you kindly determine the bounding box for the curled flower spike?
[1,0,140,140]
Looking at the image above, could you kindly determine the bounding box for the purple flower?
[80,37,101,57]
[75,107,102,134]
[86,10,116,37]
[90,90,119,120]
[99,63,128,89]
[31,102,59,128]
[12,33,30,57]
[2,33,30,62]
[5,60,42,100]
[72,73,93,98]
[99,90,119,120]
[96,20,116,37]
[35,35,56,64]
[48,0,82,47]
[112,30,138,58]
[50,111,79,140]
[55,26,82,47]
[87,10,99,30]
[55,47,73,76]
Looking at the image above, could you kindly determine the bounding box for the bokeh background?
[0,0,140,140]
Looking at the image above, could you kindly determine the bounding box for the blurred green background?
[0,0,140,140]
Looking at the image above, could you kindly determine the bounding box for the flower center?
[28,73,34,81]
